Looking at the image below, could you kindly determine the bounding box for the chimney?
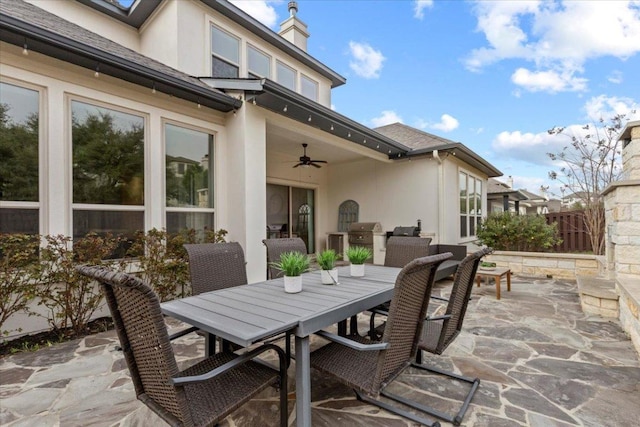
[507,175,514,189]
[278,1,310,51]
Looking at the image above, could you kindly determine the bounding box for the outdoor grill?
[348,222,383,257]
[391,226,421,237]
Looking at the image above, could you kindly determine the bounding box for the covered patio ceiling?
[200,78,410,160]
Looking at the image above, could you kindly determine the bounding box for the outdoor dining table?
[160,264,401,427]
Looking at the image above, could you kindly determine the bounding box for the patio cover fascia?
[408,143,503,178]
[200,77,411,159]
[0,0,242,112]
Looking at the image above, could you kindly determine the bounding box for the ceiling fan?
[293,143,327,168]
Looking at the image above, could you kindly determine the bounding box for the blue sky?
[120,0,640,197]
[227,0,640,197]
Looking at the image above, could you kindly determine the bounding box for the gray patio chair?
[384,236,432,268]
[185,242,248,354]
[184,242,247,295]
[369,247,492,426]
[262,237,308,280]
[76,265,288,427]
[310,253,452,427]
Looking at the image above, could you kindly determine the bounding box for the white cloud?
[510,67,587,93]
[431,114,460,132]
[371,110,403,128]
[607,70,623,84]
[583,95,639,122]
[229,0,279,28]
[348,41,386,79]
[414,0,434,20]
[466,1,640,92]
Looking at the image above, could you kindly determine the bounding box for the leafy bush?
[0,234,42,336]
[477,212,562,252]
[39,233,125,335]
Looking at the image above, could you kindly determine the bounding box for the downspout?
[433,150,444,244]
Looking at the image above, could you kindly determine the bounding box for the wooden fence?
[545,210,593,253]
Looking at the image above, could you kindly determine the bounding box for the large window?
[0,82,39,234]
[276,61,296,91]
[247,45,271,78]
[301,74,318,102]
[460,171,482,239]
[211,25,240,78]
[72,101,144,244]
[165,124,214,237]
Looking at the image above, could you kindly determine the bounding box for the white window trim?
[0,78,45,234]
[68,96,148,237]
[300,73,318,101]
[459,169,484,241]
[276,60,297,91]
[211,24,241,75]
[246,43,271,78]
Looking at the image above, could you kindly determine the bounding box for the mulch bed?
[0,317,114,357]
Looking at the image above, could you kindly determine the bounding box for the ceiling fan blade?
[293,163,302,168]
[311,163,322,168]
[311,160,327,164]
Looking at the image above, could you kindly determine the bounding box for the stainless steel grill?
[392,226,421,237]
[348,222,382,259]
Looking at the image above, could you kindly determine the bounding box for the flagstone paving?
[1,276,639,426]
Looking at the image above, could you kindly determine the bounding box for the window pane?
[276,62,296,90]
[459,172,467,214]
[212,57,239,78]
[469,216,475,236]
[0,82,39,202]
[167,212,214,239]
[0,208,38,234]
[211,26,239,63]
[469,177,476,215]
[166,124,214,208]
[248,45,270,78]
[73,209,144,258]
[476,179,482,216]
[460,215,467,238]
[72,101,144,205]
[301,75,318,101]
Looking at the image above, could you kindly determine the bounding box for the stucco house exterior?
[0,0,501,283]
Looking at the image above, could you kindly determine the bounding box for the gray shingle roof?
[373,122,456,151]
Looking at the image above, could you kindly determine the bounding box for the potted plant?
[271,251,310,293]
[316,249,340,285]
[346,246,372,277]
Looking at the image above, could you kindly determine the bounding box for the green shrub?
[0,234,42,337]
[477,212,562,252]
[39,233,125,336]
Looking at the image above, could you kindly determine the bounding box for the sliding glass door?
[266,184,315,253]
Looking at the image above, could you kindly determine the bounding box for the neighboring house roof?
[76,0,346,88]
[201,77,410,158]
[487,178,528,201]
[374,123,502,177]
[519,189,546,201]
[0,0,242,112]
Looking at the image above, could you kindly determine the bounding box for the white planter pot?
[350,263,365,277]
[321,269,339,285]
[284,275,302,293]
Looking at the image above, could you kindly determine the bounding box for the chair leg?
[285,333,292,368]
[355,391,441,427]
[381,362,480,426]
[349,315,359,336]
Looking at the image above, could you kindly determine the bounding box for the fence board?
[545,210,592,253]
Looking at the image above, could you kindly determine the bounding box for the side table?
[475,267,511,300]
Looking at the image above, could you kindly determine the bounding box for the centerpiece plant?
[271,251,310,293]
[345,246,372,277]
[316,249,340,285]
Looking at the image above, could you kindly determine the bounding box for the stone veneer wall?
[484,251,599,280]
[603,121,640,357]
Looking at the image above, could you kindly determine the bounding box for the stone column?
[603,120,640,355]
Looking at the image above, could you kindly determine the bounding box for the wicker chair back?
[262,237,308,279]
[184,242,247,295]
[384,236,432,268]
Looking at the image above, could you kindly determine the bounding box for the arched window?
[338,200,359,232]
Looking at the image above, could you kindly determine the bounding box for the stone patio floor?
[2,275,640,426]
